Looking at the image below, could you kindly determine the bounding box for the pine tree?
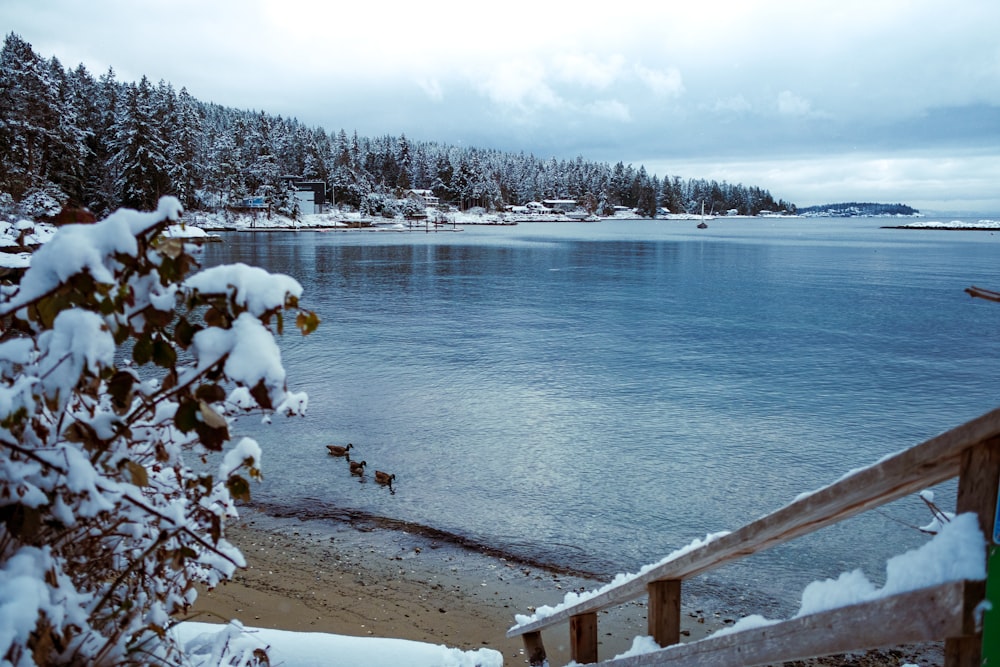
[83,67,124,215]
[67,63,106,211]
[205,130,244,208]
[395,134,412,191]
[166,87,203,209]
[108,76,171,209]
[0,33,83,201]
[42,56,90,204]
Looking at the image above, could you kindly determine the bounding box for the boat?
[697,202,708,229]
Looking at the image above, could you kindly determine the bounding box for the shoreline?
[184,505,730,666]
[183,505,944,666]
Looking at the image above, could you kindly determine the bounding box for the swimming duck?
[349,460,366,475]
[326,443,353,457]
[375,471,396,486]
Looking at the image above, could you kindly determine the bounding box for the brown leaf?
[158,237,184,259]
[198,400,228,429]
[125,460,149,487]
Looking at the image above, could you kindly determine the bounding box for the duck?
[326,443,353,457]
[349,460,366,476]
[374,470,396,486]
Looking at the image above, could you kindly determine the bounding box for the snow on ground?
[182,207,696,230]
[163,222,214,238]
[889,219,1000,229]
[172,621,503,667]
[0,219,56,270]
[0,251,31,269]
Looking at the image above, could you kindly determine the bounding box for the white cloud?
[416,78,444,102]
[476,59,563,113]
[585,100,632,122]
[712,95,753,114]
[634,65,684,97]
[776,91,813,117]
[642,150,1000,214]
[553,53,625,89]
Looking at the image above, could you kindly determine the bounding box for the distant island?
[797,202,920,217]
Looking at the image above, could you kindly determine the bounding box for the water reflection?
[201,221,1000,611]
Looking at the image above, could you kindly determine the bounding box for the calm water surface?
[202,217,1000,614]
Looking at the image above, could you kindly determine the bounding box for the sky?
[3,0,999,214]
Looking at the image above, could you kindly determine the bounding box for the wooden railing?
[506,406,1000,666]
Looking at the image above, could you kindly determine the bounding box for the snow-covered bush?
[0,193,15,221]
[359,192,399,219]
[399,197,425,219]
[16,187,64,220]
[0,197,318,665]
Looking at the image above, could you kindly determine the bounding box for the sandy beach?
[185,506,696,665]
[181,505,944,667]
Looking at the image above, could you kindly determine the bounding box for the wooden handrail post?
[570,611,599,664]
[647,579,682,647]
[945,436,1000,667]
[521,630,546,666]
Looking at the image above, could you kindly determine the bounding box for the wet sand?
[183,506,943,666]
[184,506,729,665]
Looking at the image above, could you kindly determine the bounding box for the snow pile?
[0,218,57,269]
[173,621,503,667]
[184,263,303,318]
[608,635,663,661]
[0,252,31,269]
[0,218,57,247]
[796,512,985,616]
[164,223,211,238]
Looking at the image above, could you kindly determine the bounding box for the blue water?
[202,217,1000,613]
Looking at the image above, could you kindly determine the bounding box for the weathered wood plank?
[600,581,976,667]
[945,437,1000,667]
[508,406,1000,638]
[571,612,599,664]
[521,630,546,666]
[647,580,681,648]
[955,437,1000,552]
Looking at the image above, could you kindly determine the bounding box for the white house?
[406,189,440,207]
[525,201,554,214]
[542,199,578,212]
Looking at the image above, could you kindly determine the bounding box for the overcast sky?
[3,0,999,214]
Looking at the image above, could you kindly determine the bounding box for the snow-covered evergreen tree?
[108,76,171,210]
[0,33,797,218]
[166,87,204,209]
[0,33,86,202]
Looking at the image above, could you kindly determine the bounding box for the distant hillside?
[0,33,796,219]
[797,202,920,217]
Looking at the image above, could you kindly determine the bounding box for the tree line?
[795,202,919,217]
[0,33,796,219]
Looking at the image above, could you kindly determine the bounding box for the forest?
[796,202,919,217]
[0,33,796,221]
